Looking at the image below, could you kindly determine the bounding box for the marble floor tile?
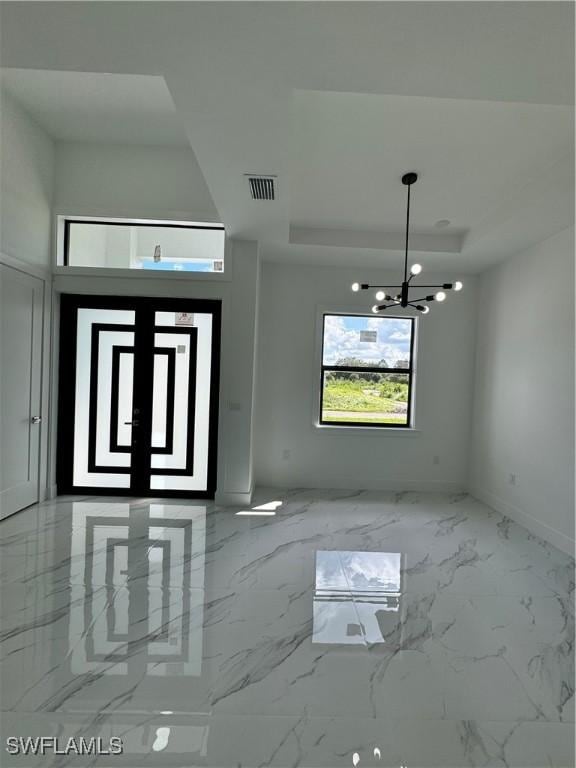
[1,711,573,767]
[0,491,573,766]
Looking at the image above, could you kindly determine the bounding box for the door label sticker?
[175,312,194,326]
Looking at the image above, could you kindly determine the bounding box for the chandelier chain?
[404,181,411,283]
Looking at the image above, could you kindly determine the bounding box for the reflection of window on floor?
[105,723,209,758]
[313,551,402,646]
[236,499,284,516]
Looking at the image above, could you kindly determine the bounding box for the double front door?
[57,295,220,498]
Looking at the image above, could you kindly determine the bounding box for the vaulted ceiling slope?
[1,2,573,271]
[0,70,191,148]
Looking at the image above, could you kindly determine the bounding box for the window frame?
[63,218,225,269]
[319,312,416,429]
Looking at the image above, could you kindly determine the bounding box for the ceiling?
[0,2,573,273]
[1,69,190,147]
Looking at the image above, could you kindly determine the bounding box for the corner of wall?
[215,238,260,501]
[470,485,575,557]
[467,226,575,557]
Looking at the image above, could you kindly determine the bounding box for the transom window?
[62,219,225,273]
[320,314,415,428]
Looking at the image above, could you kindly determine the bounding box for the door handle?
[124,420,140,427]
[31,416,42,425]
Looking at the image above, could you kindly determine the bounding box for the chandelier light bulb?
[436,291,446,302]
[410,263,422,275]
[371,305,379,314]
[422,306,430,314]
[375,290,385,301]
[454,280,463,291]
[351,282,360,292]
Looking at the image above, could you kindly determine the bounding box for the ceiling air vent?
[246,175,276,201]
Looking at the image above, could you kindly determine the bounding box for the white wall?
[255,262,478,491]
[0,89,55,505]
[54,141,219,223]
[218,241,261,500]
[0,88,55,267]
[469,226,575,554]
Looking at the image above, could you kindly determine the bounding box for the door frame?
[56,293,221,499]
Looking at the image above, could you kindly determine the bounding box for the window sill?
[52,266,232,282]
[314,423,421,436]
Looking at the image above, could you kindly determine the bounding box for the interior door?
[57,295,220,498]
[0,264,44,519]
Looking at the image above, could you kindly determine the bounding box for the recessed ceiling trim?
[290,226,464,253]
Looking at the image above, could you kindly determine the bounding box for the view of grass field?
[321,314,413,426]
[322,374,409,425]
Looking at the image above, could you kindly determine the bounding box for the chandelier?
[351,172,462,314]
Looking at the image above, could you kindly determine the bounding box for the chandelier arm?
[407,296,432,304]
[409,285,452,289]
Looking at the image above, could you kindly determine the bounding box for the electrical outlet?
[508,472,518,486]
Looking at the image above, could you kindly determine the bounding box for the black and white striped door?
[57,295,220,498]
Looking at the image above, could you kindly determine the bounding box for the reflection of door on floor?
[57,295,220,498]
[0,264,44,520]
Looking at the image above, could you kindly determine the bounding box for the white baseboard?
[215,485,254,507]
[470,486,575,557]
[255,479,464,494]
[366,480,464,493]
[38,485,56,503]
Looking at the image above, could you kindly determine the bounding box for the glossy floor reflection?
[0,491,573,767]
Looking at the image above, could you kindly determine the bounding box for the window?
[319,313,415,428]
[62,219,225,273]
